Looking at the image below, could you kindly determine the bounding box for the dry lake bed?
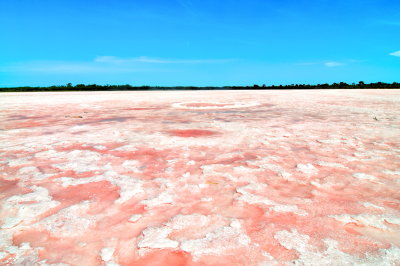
[1,90,400,265]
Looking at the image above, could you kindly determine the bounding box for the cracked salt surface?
[1,90,400,265]
[180,221,251,259]
[138,227,179,249]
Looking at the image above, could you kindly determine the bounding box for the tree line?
[1,81,400,92]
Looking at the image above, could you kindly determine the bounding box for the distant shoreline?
[1,82,400,92]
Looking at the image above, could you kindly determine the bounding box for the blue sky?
[0,0,399,86]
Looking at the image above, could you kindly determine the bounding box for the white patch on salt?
[137,227,179,249]
[180,223,251,258]
[317,139,341,144]
[259,252,278,266]
[296,163,318,175]
[236,183,277,206]
[5,246,19,254]
[38,201,95,237]
[316,161,346,168]
[271,204,308,216]
[93,145,107,150]
[54,150,101,174]
[122,160,142,173]
[200,197,213,202]
[17,166,52,181]
[329,213,400,231]
[141,192,174,207]
[182,172,190,178]
[230,219,241,229]
[339,155,358,162]
[168,214,210,230]
[274,229,311,253]
[171,101,260,110]
[106,262,121,266]
[1,217,21,229]
[100,247,115,262]
[353,173,376,181]
[260,163,292,180]
[112,175,144,204]
[198,184,209,189]
[20,242,31,250]
[2,186,60,228]
[361,202,385,210]
[8,158,31,167]
[128,214,142,223]
[112,145,137,151]
[383,170,400,175]
[0,252,7,260]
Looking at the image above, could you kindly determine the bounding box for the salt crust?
[180,221,251,259]
[352,173,377,181]
[17,166,53,181]
[36,201,95,237]
[136,214,251,260]
[2,186,60,229]
[53,150,102,174]
[274,229,400,265]
[7,158,31,167]
[171,102,260,109]
[137,227,179,249]
[383,170,400,175]
[128,214,142,223]
[236,183,308,216]
[259,162,293,180]
[316,161,346,168]
[296,163,318,175]
[140,192,174,207]
[56,170,144,204]
[100,247,115,262]
[122,160,143,173]
[329,213,400,231]
[361,202,386,210]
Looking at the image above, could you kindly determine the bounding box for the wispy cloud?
[95,56,236,64]
[0,56,237,74]
[296,61,346,67]
[324,61,344,67]
[389,51,400,57]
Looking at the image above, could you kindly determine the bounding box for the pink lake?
[0,90,399,265]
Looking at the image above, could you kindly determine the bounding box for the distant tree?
[76,84,86,89]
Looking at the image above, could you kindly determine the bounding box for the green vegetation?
[1,81,400,92]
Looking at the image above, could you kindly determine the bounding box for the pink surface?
[0,90,400,265]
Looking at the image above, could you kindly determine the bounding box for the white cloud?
[94,56,235,64]
[296,61,345,67]
[0,56,236,74]
[389,51,400,57]
[324,62,344,67]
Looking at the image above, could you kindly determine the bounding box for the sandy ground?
[0,89,400,265]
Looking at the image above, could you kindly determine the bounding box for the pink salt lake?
[0,90,399,265]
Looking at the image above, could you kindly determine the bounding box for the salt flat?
[0,90,399,265]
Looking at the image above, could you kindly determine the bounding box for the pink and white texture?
[0,90,399,265]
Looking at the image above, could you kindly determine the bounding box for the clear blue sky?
[1,0,399,87]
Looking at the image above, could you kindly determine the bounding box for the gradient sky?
[1,0,399,87]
